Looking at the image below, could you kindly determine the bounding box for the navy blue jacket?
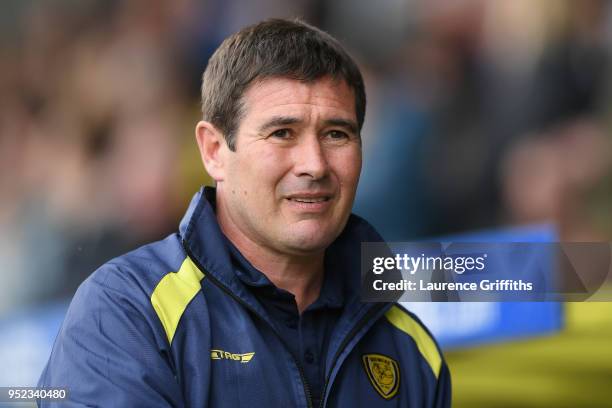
[39,188,451,407]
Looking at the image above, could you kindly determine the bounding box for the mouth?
[285,193,333,211]
[287,196,330,203]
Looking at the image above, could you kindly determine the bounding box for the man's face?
[216,76,362,256]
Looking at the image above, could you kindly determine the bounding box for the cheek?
[333,150,362,190]
[230,149,290,196]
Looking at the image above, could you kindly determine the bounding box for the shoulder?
[86,233,188,298]
[382,303,444,379]
[65,233,199,344]
[88,232,206,342]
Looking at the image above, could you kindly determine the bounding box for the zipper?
[318,302,386,408]
[182,241,314,408]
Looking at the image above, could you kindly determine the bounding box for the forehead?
[240,76,356,121]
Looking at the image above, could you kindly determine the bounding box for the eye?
[270,128,291,139]
[324,130,351,144]
[328,130,348,139]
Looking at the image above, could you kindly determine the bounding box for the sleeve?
[37,267,184,408]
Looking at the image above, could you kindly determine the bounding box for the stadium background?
[1,0,612,406]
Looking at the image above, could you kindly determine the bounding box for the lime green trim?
[151,257,205,345]
[385,305,442,378]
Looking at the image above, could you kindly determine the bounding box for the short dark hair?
[201,18,366,150]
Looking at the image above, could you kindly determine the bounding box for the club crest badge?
[362,353,400,400]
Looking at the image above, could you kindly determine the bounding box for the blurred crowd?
[1,0,612,315]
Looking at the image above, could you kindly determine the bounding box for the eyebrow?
[257,116,302,133]
[257,116,358,134]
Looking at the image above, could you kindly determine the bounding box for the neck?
[216,200,325,314]
[237,243,325,313]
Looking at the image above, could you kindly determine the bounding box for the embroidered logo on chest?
[362,353,400,400]
[210,349,255,363]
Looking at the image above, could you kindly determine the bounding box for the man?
[39,19,451,407]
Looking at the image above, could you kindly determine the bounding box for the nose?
[292,134,330,180]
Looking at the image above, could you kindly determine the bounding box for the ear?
[195,120,228,182]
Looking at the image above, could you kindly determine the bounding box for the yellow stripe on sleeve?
[385,305,442,378]
[151,257,205,345]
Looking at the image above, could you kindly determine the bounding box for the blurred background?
[1,0,612,406]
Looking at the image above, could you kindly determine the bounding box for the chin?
[283,228,338,254]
